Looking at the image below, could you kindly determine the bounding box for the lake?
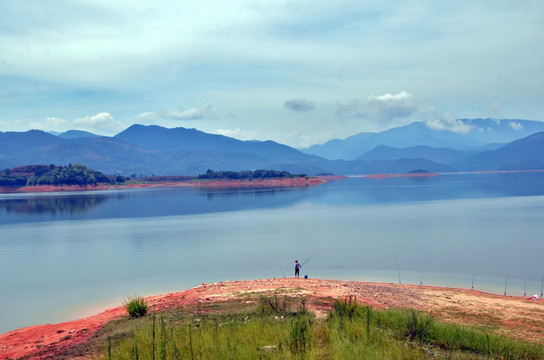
[1,171,544,333]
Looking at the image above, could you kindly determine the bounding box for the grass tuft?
[123,295,149,318]
[405,309,434,342]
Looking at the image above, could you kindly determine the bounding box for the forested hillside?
[0,164,123,187]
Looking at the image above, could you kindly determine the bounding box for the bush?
[124,295,149,318]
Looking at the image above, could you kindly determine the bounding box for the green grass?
[96,296,544,360]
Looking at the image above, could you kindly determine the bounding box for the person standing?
[295,259,301,278]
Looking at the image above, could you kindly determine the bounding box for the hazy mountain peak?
[58,130,101,139]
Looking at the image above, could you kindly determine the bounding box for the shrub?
[258,294,291,315]
[124,295,149,318]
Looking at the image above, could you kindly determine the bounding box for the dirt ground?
[1,278,543,359]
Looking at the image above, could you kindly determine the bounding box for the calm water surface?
[1,172,544,333]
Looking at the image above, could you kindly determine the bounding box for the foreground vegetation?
[75,295,544,360]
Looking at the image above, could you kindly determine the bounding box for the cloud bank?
[336,91,417,126]
[336,91,475,134]
[159,106,214,121]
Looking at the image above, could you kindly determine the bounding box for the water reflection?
[0,195,109,216]
[200,186,303,200]
[0,186,310,224]
[2,172,544,224]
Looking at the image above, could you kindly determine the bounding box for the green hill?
[0,164,121,187]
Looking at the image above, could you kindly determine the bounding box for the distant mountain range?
[302,119,544,160]
[1,118,544,176]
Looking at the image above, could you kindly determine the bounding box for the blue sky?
[0,0,542,147]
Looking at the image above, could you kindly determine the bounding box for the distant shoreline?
[363,172,438,179]
[358,168,544,179]
[0,175,345,194]
[4,169,544,193]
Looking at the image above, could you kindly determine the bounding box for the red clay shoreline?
[0,176,346,194]
[1,278,543,360]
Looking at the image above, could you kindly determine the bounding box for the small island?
[0,165,340,193]
[364,169,438,179]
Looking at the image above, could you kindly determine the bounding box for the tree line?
[196,169,307,180]
[0,164,126,187]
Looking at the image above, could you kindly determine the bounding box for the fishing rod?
[504,274,508,296]
[541,275,544,298]
[524,278,527,298]
[277,260,286,279]
[396,259,401,285]
[300,254,314,267]
[471,270,476,290]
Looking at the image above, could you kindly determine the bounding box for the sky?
[0,0,543,148]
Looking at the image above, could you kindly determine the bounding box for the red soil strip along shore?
[0,176,345,194]
[1,278,543,359]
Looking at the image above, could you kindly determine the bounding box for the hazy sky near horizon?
[0,1,542,147]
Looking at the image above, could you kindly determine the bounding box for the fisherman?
[295,259,301,278]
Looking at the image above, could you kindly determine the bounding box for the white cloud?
[422,108,473,134]
[45,117,68,126]
[487,100,502,118]
[74,112,115,126]
[336,91,418,127]
[72,112,124,133]
[213,128,258,141]
[0,119,11,127]
[29,116,68,131]
[372,91,412,102]
[159,106,214,121]
[284,98,315,112]
[136,111,158,124]
[336,91,477,134]
[510,121,523,130]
